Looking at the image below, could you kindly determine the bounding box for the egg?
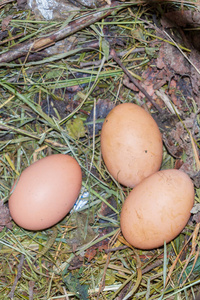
[120,169,194,249]
[9,154,82,230]
[100,103,163,187]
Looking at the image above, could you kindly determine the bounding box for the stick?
[0,2,121,64]
[0,0,15,9]
[110,49,163,113]
[28,281,35,300]
[80,48,145,68]
[9,254,25,299]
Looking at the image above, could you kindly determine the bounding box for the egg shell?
[9,154,82,231]
[100,103,163,187]
[120,169,194,249]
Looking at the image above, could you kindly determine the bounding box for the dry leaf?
[0,200,12,231]
[161,10,200,28]
[157,43,190,75]
[2,15,13,31]
[17,0,27,9]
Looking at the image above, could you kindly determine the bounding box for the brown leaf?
[123,75,139,92]
[163,113,200,185]
[189,49,200,96]
[68,255,84,270]
[161,10,200,28]
[85,248,97,262]
[2,15,13,31]
[0,200,12,231]
[17,0,27,9]
[84,240,108,262]
[157,43,190,75]
[98,242,108,252]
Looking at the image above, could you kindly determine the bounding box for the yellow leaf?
[66,117,86,140]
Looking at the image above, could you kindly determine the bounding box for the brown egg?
[9,154,82,230]
[120,169,194,249]
[100,103,163,187]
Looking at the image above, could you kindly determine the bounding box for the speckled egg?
[9,154,82,230]
[100,103,163,187]
[120,169,194,249]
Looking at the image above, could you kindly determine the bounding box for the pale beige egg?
[120,169,194,249]
[9,154,82,230]
[100,103,163,187]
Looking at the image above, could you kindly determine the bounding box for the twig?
[0,2,121,64]
[104,245,128,253]
[63,287,70,300]
[80,48,145,68]
[141,259,163,274]
[0,0,15,9]
[0,123,68,148]
[28,281,35,300]
[96,229,121,299]
[115,259,163,299]
[9,254,25,299]
[110,49,163,113]
[0,33,25,46]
